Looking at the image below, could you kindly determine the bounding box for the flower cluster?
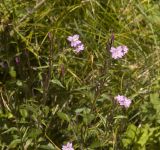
[67,34,84,53]
[110,45,128,59]
[62,142,74,150]
[115,95,131,108]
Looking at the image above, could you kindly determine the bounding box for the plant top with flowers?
[0,0,159,150]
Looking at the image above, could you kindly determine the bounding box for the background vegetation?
[0,0,160,149]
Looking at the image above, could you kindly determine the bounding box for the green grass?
[0,0,160,149]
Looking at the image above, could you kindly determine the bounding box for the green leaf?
[90,140,101,148]
[114,115,127,119]
[16,80,23,86]
[8,139,21,148]
[137,127,149,147]
[150,93,160,111]
[28,128,42,139]
[51,79,65,88]
[122,124,137,148]
[9,67,16,78]
[43,106,50,116]
[38,143,56,150]
[57,111,70,122]
[2,127,18,134]
[20,109,28,118]
[75,107,87,113]
[83,113,95,125]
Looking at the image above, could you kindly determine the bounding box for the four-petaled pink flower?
[75,43,84,52]
[110,45,128,59]
[67,34,84,53]
[120,45,128,54]
[115,95,131,108]
[62,142,74,150]
[67,34,82,47]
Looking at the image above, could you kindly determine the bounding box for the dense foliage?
[0,0,160,149]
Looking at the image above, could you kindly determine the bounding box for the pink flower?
[115,95,131,108]
[110,45,128,59]
[121,45,128,54]
[75,44,84,53]
[62,142,74,150]
[67,34,85,53]
[110,47,124,59]
[67,34,81,47]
